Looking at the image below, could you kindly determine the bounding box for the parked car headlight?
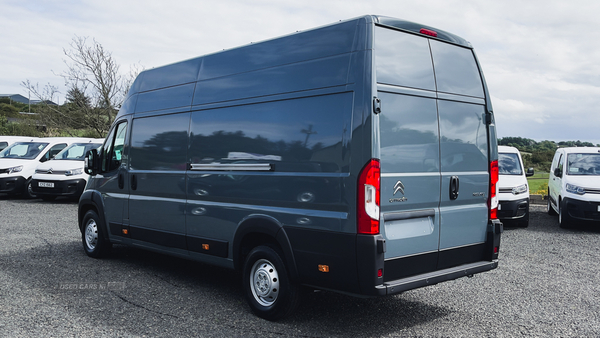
[566,183,586,195]
[512,184,528,195]
[65,168,83,176]
[8,165,23,174]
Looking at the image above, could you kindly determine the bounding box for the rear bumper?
[377,260,498,295]
[0,176,26,194]
[31,178,87,197]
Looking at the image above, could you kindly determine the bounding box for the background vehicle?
[0,136,36,152]
[79,15,501,320]
[31,139,104,201]
[0,137,76,198]
[497,146,533,227]
[548,147,600,228]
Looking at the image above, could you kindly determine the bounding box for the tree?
[22,36,142,137]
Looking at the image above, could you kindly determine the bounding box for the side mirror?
[553,167,562,178]
[526,168,534,177]
[84,149,99,175]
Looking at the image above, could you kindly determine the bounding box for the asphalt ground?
[1,196,599,337]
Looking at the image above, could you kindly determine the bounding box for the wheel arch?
[78,189,108,240]
[232,214,299,282]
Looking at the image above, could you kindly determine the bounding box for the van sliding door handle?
[118,173,124,189]
[449,176,459,200]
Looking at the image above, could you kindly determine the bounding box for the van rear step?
[377,260,498,295]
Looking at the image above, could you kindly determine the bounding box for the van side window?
[102,122,128,172]
[189,93,351,172]
[557,154,563,175]
[41,143,67,162]
[129,113,189,171]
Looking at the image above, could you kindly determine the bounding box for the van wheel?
[547,198,557,216]
[23,179,36,199]
[243,245,300,321]
[82,210,112,258]
[547,190,557,216]
[558,199,570,229]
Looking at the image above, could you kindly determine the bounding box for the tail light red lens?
[357,159,380,234]
[489,160,499,219]
[420,28,438,37]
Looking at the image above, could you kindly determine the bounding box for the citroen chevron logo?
[47,168,53,174]
[393,180,405,196]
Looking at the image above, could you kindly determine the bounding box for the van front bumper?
[0,176,26,194]
[564,197,600,222]
[31,178,87,197]
[498,197,529,221]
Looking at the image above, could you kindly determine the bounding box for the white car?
[0,136,37,152]
[497,146,534,227]
[31,139,104,200]
[548,147,600,228]
[0,137,94,198]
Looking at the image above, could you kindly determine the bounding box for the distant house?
[0,94,57,105]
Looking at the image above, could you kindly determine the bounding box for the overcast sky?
[1,0,599,145]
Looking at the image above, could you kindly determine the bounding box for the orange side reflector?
[122,229,128,235]
[202,244,210,250]
[318,265,330,273]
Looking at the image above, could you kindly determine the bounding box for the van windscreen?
[498,153,523,175]
[567,153,600,175]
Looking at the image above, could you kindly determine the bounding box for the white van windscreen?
[498,153,523,175]
[567,153,600,175]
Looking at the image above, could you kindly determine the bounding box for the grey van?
[79,15,502,320]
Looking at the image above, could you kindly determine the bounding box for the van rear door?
[375,25,491,280]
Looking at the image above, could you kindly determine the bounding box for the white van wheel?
[558,199,570,229]
[23,179,36,199]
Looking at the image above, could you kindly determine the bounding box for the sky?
[1,0,599,145]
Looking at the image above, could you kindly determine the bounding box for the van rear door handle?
[131,174,137,191]
[449,176,459,200]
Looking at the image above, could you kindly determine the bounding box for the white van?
[0,136,37,152]
[0,137,91,198]
[548,147,600,228]
[497,146,533,227]
[31,139,104,200]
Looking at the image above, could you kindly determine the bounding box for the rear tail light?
[489,160,499,219]
[358,159,380,234]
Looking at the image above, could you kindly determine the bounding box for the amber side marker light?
[202,244,210,250]
[122,229,128,235]
[318,265,330,273]
[419,28,438,37]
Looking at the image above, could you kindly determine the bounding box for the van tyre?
[243,245,300,321]
[547,190,557,216]
[558,199,571,229]
[82,210,112,258]
[23,179,36,199]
